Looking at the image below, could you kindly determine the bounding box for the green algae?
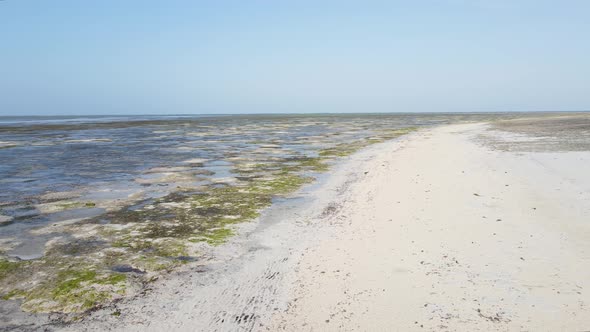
[237,157,328,175]
[277,157,329,173]
[132,256,174,271]
[296,157,329,172]
[202,228,234,246]
[0,259,24,280]
[47,269,126,312]
[319,140,372,157]
[2,289,26,300]
[249,174,314,195]
[151,239,188,258]
[375,127,418,140]
[2,265,127,313]
[319,127,417,157]
[104,173,313,250]
[112,237,153,251]
[56,201,96,210]
[53,270,100,298]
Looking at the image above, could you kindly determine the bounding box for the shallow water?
[0,113,529,259]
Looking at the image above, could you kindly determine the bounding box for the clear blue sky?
[1,1,589,115]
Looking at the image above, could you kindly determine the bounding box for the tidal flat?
[0,113,542,316]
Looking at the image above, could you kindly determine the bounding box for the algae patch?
[1,262,127,314]
[48,269,126,312]
[57,201,96,210]
[202,228,234,246]
[0,259,23,280]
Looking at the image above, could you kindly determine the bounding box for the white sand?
[271,123,590,331]
[68,123,590,331]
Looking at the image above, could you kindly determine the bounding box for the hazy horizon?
[1,110,589,119]
[1,1,589,116]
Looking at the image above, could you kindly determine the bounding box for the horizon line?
[1,110,589,118]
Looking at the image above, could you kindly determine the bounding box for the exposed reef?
[0,119,418,316]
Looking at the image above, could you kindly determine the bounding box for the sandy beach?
[47,117,590,332]
[271,121,590,331]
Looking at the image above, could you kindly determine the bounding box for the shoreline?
[55,126,417,331]
[0,115,421,316]
[4,115,590,331]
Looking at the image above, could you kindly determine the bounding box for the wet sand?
[11,115,590,331]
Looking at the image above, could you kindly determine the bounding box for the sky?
[1,1,589,115]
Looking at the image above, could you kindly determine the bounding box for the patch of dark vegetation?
[0,259,25,281]
[46,238,108,257]
[111,264,145,274]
